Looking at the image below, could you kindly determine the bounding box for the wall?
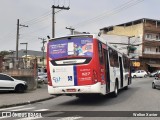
[106,24,143,36]
[3,69,37,91]
[101,24,144,57]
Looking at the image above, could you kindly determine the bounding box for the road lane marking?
[56,116,83,120]
[16,116,43,120]
[34,109,49,111]
[10,107,35,111]
[0,106,25,111]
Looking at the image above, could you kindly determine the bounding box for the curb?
[0,96,55,109]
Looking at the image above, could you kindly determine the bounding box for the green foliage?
[0,51,10,57]
[128,46,137,51]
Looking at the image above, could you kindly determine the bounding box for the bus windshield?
[48,36,93,60]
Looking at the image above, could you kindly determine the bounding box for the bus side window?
[109,47,119,67]
[98,42,104,64]
[123,55,129,72]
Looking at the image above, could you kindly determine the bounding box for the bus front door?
[119,56,123,88]
[103,49,110,93]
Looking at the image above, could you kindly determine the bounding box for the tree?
[0,51,10,57]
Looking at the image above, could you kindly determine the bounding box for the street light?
[20,42,28,68]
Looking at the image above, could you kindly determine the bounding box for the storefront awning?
[147,63,160,68]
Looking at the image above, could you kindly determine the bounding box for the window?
[40,58,42,62]
[144,47,151,52]
[145,34,152,40]
[98,42,103,64]
[123,55,130,72]
[0,74,13,81]
[109,47,119,67]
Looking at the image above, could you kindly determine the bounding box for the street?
[0,77,160,120]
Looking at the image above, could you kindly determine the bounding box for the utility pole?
[39,38,47,67]
[52,5,70,38]
[66,27,75,35]
[20,42,28,68]
[16,19,28,60]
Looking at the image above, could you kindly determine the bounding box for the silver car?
[37,72,48,84]
[131,70,148,78]
[152,76,160,89]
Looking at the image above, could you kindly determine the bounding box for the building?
[100,18,160,72]
[3,50,47,69]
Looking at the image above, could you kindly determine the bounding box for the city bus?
[47,34,131,97]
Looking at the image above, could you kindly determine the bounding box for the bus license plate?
[67,89,76,92]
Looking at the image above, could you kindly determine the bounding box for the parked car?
[0,73,28,93]
[149,70,160,77]
[131,70,148,78]
[152,74,160,89]
[37,72,48,84]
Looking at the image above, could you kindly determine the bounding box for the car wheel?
[144,74,147,78]
[133,75,136,78]
[15,84,25,93]
[152,83,156,89]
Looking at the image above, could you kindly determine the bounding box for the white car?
[152,75,160,89]
[37,72,48,84]
[149,70,160,77]
[131,70,148,78]
[0,73,28,93]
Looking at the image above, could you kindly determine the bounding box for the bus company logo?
[68,76,73,81]
[53,77,61,83]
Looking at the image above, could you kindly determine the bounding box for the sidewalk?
[0,84,55,108]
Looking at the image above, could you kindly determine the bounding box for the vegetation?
[0,51,10,57]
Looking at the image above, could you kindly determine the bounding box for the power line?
[22,11,52,25]
[72,0,144,28]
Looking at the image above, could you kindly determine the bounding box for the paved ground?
[0,84,55,108]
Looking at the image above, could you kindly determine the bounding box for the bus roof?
[48,34,128,57]
[48,34,97,42]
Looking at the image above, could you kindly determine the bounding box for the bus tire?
[112,81,118,97]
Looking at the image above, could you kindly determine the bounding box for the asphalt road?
[1,77,160,120]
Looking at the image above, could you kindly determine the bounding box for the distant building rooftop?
[100,18,160,32]
[17,49,46,57]
[5,50,46,59]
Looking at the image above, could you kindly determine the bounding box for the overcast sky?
[0,0,159,51]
